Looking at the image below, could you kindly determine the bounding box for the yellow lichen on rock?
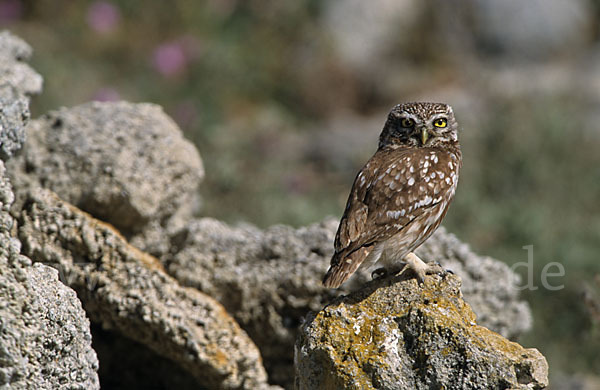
[295,273,548,390]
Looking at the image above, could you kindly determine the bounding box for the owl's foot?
[371,267,388,280]
[398,252,446,284]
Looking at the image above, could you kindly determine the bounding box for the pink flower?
[87,1,120,34]
[152,42,187,77]
[0,0,22,24]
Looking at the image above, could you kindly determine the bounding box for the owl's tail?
[322,247,370,288]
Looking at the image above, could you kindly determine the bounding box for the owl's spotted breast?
[323,102,461,288]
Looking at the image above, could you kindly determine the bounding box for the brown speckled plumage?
[323,102,461,288]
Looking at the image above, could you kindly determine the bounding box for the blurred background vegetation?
[2,0,600,388]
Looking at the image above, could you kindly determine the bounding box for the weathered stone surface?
[8,101,203,235]
[0,31,99,390]
[0,30,42,160]
[0,259,100,390]
[415,227,532,339]
[161,218,531,387]
[295,273,548,390]
[18,187,276,390]
[0,161,99,389]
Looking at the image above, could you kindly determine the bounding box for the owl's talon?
[371,267,388,280]
[400,253,447,285]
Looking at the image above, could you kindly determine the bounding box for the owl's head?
[378,102,458,149]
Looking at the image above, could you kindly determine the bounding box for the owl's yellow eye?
[433,118,447,128]
[401,118,414,127]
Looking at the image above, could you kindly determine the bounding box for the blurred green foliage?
[3,0,600,384]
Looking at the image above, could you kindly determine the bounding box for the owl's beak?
[421,128,429,145]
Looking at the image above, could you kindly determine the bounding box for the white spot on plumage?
[407,177,415,186]
[386,210,406,219]
[445,177,451,185]
[424,161,429,168]
[448,161,453,169]
[409,166,414,173]
[438,171,444,179]
[359,172,366,186]
[430,172,436,179]
[432,155,439,164]
[424,176,430,183]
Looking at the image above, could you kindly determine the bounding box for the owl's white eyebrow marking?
[407,177,415,186]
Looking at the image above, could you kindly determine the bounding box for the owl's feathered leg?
[398,252,445,283]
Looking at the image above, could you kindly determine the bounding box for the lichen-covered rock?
[8,101,203,235]
[0,30,43,160]
[295,273,548,390]
[161,218,531,387]
[415,228,532,339]
[18,188,276,390]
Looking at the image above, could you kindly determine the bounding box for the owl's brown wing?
[323,147,440,288]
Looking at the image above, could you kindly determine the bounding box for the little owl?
[323,102,461,288]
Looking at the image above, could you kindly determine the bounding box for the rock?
[17,187,276,390]
[8,101,204,235]
[295,273,548,390]
[0,162,99,390]
[164,217,340,386]
[92,325,209,390]
[0,30,99,390]
[0,260,101,390]
[161,218,531,387]
[416,227,532,339]
[0,30,43,160]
